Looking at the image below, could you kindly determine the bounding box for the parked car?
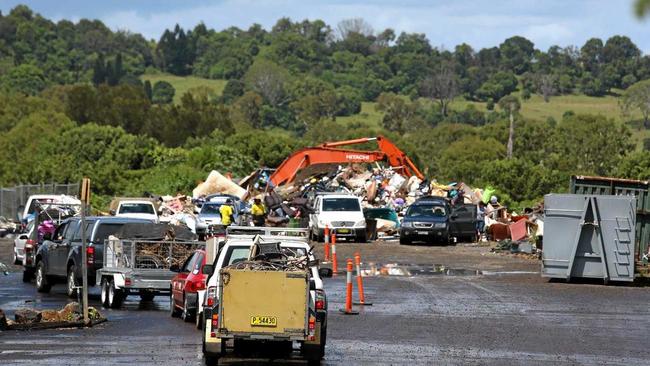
[34,216,153,296]
[20,194,80,224]
[110,199,159,222]
[170,248,207,323]
[400,197,451,244]
[195,196,249,235]
[309,193,366,242]
[13,220,35,265]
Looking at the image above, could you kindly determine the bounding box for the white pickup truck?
[111,199,159,222]
[199,227,331,365]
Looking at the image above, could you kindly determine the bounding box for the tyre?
[196,311,203,330]
[108,280,124,309]
[170,292,181,317]
[181,295,194,322]
[35,262,51,293]
[140,292,155,302]
[13,246,20,265]
[399,237,411,245]
[66,265,77,298]
[22,268,34,283]
[100,278,110,308]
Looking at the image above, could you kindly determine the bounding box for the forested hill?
[1,4,650,209]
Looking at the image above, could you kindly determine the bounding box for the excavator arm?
[269,136,424,186]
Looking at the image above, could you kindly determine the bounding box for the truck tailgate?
[220,269,308,336]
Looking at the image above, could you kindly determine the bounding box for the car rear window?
[322,198,360,212]
[119,203,155,214]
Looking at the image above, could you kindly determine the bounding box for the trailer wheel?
[35,262,51,293]
[100,278,110,308]
[22,268,34,283]
[108,279,124,309]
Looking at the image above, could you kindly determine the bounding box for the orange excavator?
[269,136,424,186]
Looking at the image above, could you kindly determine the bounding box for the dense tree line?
[2,5,650,209]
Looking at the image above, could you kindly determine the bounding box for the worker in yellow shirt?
[251,198,266,227]
[219,199,234,226]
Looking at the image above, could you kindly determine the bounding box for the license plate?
[417,231,429,235]
[337,229,350,234]
[251,316,277,327]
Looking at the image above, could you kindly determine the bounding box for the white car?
[309,194,367,242]
[21,195,81,223]
[113,200,159,222]
[13,221,35,265]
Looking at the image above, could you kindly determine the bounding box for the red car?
[170,249,207,323]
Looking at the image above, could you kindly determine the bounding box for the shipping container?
[571,175,650,257]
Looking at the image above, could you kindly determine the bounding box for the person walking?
[251,198,266,227]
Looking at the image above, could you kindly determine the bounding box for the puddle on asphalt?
[360,263,539,277]
[361,263,481,277]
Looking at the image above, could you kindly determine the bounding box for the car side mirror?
[451,214,459,219]
[170,264,180,272]
[110,209,116,216]
[202,264,214,275]
[318,268,333,278]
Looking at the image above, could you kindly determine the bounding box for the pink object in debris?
[510,219,527,241]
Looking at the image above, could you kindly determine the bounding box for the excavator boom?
[269,136,423,186]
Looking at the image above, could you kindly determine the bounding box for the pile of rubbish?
[0,302,103,330]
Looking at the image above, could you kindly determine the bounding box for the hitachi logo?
[346,154,371,161]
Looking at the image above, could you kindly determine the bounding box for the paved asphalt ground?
[1,237,650,365]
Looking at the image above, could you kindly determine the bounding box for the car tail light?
[308,316,316,340]
[25,239,35,250]
[86,246,94,265]
[125,277,132,286]
[315,289,326,310]
[210,314,219,337]
[207,286,217,307]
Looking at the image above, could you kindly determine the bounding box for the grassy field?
[140,73,227,104]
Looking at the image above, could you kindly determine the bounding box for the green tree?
[437,135,505,183]
[1,64,46,95]
[152,81,175,104]
[620,79,650,127]
[143,80,153,101]
[244,59,290,106]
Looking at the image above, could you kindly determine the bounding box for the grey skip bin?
[542,194,636,282]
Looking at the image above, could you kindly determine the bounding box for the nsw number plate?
[337,229,350,233]
[417,231,429,235]
[251,316,277,327]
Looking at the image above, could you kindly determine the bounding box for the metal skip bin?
[542,194,636,282]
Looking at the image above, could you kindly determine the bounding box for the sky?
[2,0,650,53]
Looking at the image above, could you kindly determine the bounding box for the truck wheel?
[22,268,34,283]
[66,265,78,298]
[100,278,110,308]
[182,295,194,322]
[170,293,181,318]
[108,280,124,309]
[35,262,51,293]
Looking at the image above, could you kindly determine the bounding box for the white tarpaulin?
[193,170,246,199]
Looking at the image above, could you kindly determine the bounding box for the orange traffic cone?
[353,252,372,306]
[339,258,359,315]
[331,232,338,275]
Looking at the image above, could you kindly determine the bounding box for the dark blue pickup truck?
[34,216,152,296]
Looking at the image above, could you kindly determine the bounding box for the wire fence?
[0,183,80,221]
